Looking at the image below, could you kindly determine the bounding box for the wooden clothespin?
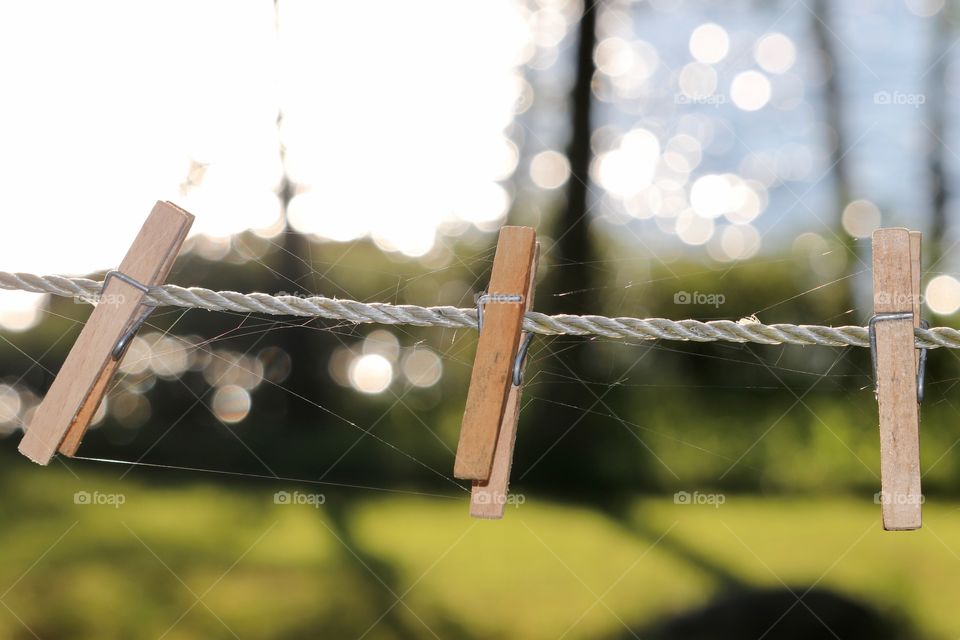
[471,246,540,519]
[454,226,538,518]
[870,228,924,530]
[18,201,194,465]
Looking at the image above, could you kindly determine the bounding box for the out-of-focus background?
[2,0,960,638]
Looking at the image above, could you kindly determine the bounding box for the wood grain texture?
[470,244,539,518]
[454,227,537,480]
[873,228,922,530]
[18,201,194,464]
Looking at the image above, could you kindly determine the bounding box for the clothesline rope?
[2,271,959,349]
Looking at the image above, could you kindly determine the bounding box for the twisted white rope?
[2,271,959,349]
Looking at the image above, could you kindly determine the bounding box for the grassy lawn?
[2,460,960,639]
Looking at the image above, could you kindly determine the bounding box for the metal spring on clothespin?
[101,270,160,360]
[476,291,534,387]
[868,314,928,404]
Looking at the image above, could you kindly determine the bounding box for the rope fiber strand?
[3,271,959,349]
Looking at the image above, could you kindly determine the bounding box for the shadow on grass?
[585,497,915,640]
[630,587,904,640]
[321,501,478,640]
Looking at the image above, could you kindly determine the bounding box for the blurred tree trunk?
[274,122,329,416]
[545,0,598,315]
[811,0,856,314]
[274,0,327,415]
[927,8,951,266]
[524,1,625,492]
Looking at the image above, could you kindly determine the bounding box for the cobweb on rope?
[0,239,939,500]
[1,271,958,349]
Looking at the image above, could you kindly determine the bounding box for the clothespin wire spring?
[101,270,159,360]
[868,312,928,403]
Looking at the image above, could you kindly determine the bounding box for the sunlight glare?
[0,0,281,274]
[279,0,530,252]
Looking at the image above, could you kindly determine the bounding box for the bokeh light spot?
[754,33,797,74]
[363,330,400,361]
[926,275,960,315]
[720,224,761,260]
[0,385,21,424]
[906,0,944,16]
[119,336,152,375]
[689,23,729,64]
[530,150,571,189]
[679,63,718,99]
[403,349,443,388]
[690,174,731,218]
[349,354,393,394]
[212,384,252,424]
[0,291,46,332]
[596,128,660,198]
[730,71,772,111]
[841,199,882,238]
[676,210,715,246]
[595,37,634,77]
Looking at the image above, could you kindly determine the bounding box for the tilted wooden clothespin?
[471,246,540,519]
[18,201,194,465]
[454,226,538,518]
[870,228,924,530]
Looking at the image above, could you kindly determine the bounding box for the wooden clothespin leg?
[471,245,539,519]
[871,228,923,530]
[18,201,194,465]
[454,227,538,495]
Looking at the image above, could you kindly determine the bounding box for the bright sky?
[0,0,531,330]
[4,1,959,328]
[0,0,529,276]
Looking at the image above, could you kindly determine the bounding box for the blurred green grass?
[2,461,960,639]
